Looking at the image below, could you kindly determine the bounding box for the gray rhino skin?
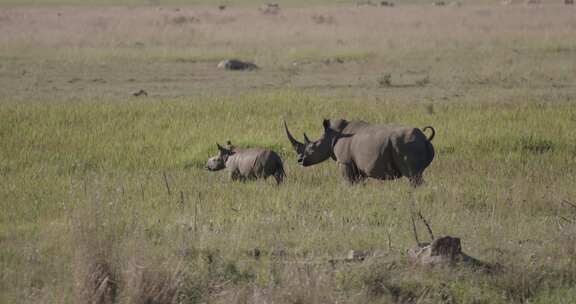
[206,141,285,185]
[284,119,435,186]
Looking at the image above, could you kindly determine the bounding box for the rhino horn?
[303,132,311,144]
[284,120,304,153]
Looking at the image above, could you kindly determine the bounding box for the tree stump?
[408,235,483,267]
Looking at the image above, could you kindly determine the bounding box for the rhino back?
[336,124,430,179]
[349,125,405,177]
[331,119,371,134]
[227,148,281,177]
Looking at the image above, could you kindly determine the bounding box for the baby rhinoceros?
[206,141,285,185]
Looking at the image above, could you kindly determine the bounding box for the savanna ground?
[1,0,576,303]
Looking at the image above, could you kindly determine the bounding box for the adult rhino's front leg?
[408,174,424,187]
[230,170,246,182]
[339,162,365,184]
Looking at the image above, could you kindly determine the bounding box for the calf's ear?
[217,143,226,152]
[217,143,233,155]
[323,119,330,130]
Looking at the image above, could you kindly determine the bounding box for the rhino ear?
[217,143,232,155]
[323,119,330,130]
[225,140,234,150]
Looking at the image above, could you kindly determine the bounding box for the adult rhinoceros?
[206,141,285,185]
[284,119,435,186]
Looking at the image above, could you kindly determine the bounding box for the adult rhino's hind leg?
[273,171,284,185]
[408,173,424,187]
[393,146,428,187]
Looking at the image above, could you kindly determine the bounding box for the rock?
[357,0,377,6]
[328,250,372,265]
[217,59,259,71]
[347,250,370,261]
[131,89,148,97]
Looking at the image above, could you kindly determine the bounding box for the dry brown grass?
[123,262,182,304]
[74,254,117,304]
[1,4,575,101]
[1,5,575,60]
[209,261,341,304]
[71,198,185,304]
[71,197,118,304]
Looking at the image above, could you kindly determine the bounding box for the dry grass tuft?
[74,254,118,304]
[70,193,185,304]
[124,262,182,304]
[210,261,338,304]
[72,208,118,304]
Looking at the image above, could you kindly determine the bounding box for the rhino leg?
[269,155,285,185]
[230,170,245,182]
[399,164,425,187]
[339,162,365,184]
[409,174,424,187]
[392,150,426,187]
[273,172,284,185]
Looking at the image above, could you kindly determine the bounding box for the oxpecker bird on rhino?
[284,119,435,186]
[206,141,286,185]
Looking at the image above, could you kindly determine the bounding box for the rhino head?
[206,142,235,171]
[284,119,336,167]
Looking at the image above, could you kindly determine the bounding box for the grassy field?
[1,1,576,303]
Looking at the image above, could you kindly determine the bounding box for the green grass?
[1,92,576,303]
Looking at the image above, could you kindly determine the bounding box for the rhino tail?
[424,133,435,169]
[422,126,435,142]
